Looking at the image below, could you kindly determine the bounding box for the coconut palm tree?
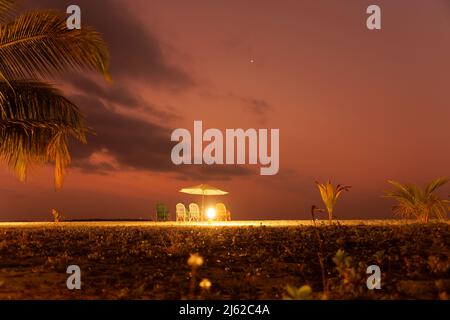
[315,181,351,222]
[0,0,110,189]
[385,178,449,223]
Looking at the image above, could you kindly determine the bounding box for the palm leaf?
[0,10,110,81]
[425,178,449,195]
[0,0,16,22]
[386,180,413,196]
[0,80,88,188]
[335,185,351,202]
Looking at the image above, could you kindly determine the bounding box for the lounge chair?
[188,203,201,222]
[155,203,169,221]
[215,203,230,221]
[176,203,188,222]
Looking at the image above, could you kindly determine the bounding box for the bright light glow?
[206,207,216,220]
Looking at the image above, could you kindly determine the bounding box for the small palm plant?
[385,178,449,223]
[315,181,351,222]
[51,208,63,223]
[0,0,110,189]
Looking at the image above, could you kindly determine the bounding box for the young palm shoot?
[315,181,351,222]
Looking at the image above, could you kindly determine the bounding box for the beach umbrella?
[179,184,228,219]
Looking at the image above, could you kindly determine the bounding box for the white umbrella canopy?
[179,184,229,219]
[179,184,229,196]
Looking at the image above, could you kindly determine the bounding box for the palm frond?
[0,10,110,81]
[0,0,16,22]
[425,178,449,195]
[0,80,88,188]
[335,185,351,202]
[386,180,414,196]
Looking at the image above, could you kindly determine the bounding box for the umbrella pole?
[201,193,205,221]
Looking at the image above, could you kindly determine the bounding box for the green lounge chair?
[155,203,169,221]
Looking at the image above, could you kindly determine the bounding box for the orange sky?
[1,0,449,221]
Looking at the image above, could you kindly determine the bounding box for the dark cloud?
[73,160,118,175]
[67,76,179,122]
[69,94,173,172]
[202,91,273,118]
[25,0,252,180]
[31,0,194,89]
[69,93,253,180]
[240,97,272,116]
[234,95,273,124]
[172,165,255,181]
[68,76,140,109]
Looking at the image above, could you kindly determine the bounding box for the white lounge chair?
[215,203,230,221]
[188,203,201,222]
[176,203,187,222]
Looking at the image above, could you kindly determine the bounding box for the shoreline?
[0,219,449,228]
